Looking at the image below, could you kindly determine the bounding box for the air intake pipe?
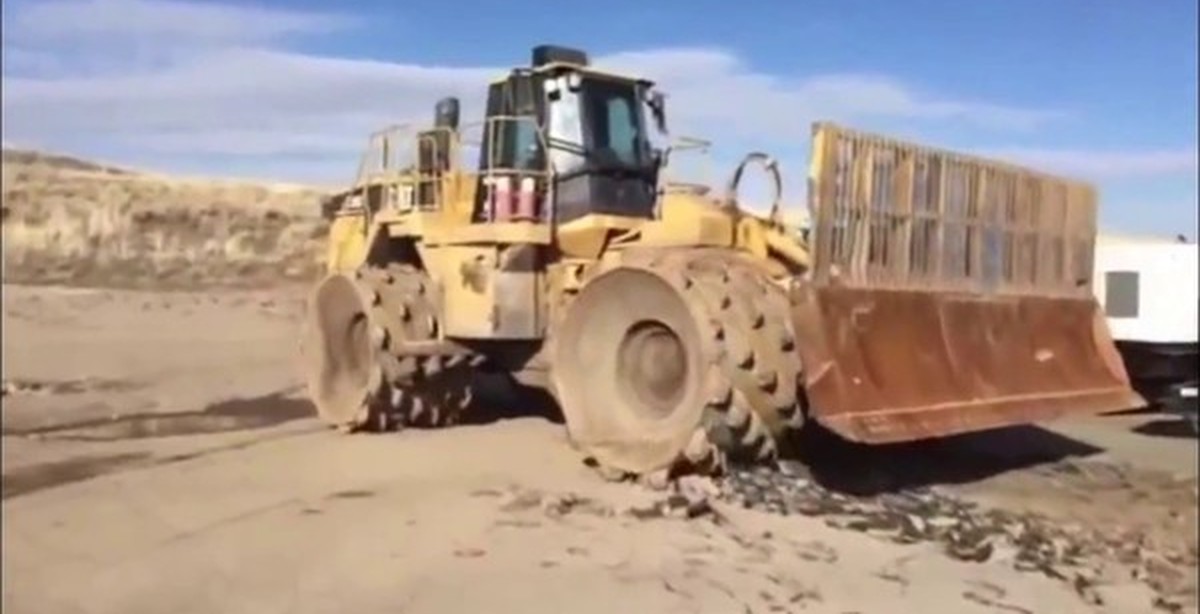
[434,97,460,130]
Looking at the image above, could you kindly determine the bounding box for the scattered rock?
[638,469,672,491]
[676,475,720,501]
[1072,568,1105,606]
[713,463,1194,610]
[776,460,809,479]
[469,488,504,499]
[515,457,1191,610]
[944,534,994,563]
[1153,595,1186,613]
[498,489,615,520]
[672,476,718,519]
[624,503,665,520]
[541,493,580,517]
[500,489,543,513]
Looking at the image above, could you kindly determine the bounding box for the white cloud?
[599,50,1066,136]
[1,0,1192,197]
[979,147,1199,180]
[5,0,355,45]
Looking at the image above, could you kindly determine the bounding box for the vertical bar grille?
[808,123,1098,298]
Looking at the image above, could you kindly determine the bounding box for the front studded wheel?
[551,265,721,477]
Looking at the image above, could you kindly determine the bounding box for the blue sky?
[2,0,1196,235]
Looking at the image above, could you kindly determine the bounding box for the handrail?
[341,116,560,219]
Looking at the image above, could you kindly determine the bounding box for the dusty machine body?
[303,45,1141,478]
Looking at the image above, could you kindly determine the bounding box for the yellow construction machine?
[302,45,1142,480]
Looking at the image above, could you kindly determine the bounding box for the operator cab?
[474,45,668,224]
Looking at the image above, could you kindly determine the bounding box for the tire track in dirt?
[2,388,321,500]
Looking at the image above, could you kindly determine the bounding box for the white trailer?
[1092,234,1198,430]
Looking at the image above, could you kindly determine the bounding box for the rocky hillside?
[1,149,331,289]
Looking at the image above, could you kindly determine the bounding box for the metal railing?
[658,136,715,196]
[347,117,554,219]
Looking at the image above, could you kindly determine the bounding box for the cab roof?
[488,62,654,88]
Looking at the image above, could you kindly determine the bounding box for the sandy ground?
[2,283,1196,614]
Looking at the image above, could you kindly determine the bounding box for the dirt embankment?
[1,149,333,289]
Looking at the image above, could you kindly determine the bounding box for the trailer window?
[1104,271,1139,318]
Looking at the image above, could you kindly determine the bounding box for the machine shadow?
[456,373,1111,496]
[780,423,1105,497]
[458,374,565,426]
[1132,418,1198,439]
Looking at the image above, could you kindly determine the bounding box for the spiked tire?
[685,274,778,464]
[302,263,476,432]
[669,250,805,465]
[686,252,806,431]
[550,248,806,482]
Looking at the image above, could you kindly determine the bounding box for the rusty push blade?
[797,122,1145,444]
[790,285,1145,444]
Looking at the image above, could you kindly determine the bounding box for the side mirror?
[648,91,668,135]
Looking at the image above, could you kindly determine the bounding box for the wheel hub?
[550,265,712,474]
[618,320,688,417]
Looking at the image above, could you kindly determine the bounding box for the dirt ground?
[2,282,1197,614]
[2,149,1197,614]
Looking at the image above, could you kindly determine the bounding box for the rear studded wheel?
[302,272,384,430]
[302,263,475,432]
